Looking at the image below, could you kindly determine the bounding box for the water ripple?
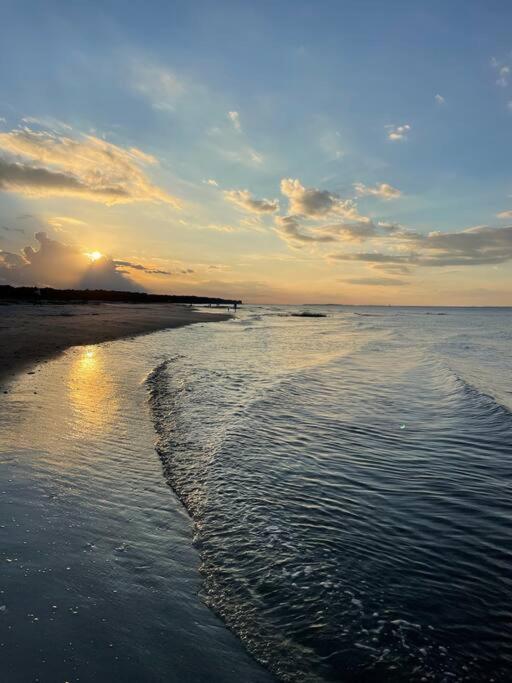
[147,307,512,682]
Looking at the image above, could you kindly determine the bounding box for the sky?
[1,0,512,305]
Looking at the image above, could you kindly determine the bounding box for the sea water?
[1,306,512,682]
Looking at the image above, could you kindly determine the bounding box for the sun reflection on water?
[67,345,117,435]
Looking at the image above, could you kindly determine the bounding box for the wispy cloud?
[329,225,512,268]
[228,111,242,131]
[21,116,73,131]
[213,143,264,167]
[1,224,25,234]
[204,223,241,233]
[371,263,411,275]
[319,129,343,160]
[434,94,445,105]
[47,216,86,228]
[497,66,510,87]
[491,56,512,88]
[113,259,171,275]
[354,182,401,200]
[329,252,415,264]
[131,62,185,111]
[340,276,409,286]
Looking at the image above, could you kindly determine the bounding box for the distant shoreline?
[0,284,242,306]
[0,302,230,385]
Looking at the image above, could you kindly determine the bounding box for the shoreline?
[0,302,230,385]
[0,325,272,682]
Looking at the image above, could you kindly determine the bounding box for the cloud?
[213,143,264,167]
[207,264,229,271]
[204,223,241,233]
[340,277,409,286]
[371,263,411,275]
[491,57,511,87]
[386,124,411,141]
[329,251,416,264]
[113,260,171,275]
[1,225,25,234]
[322,220,382,242]
[409,225,512,266]
[497,210,512,219]
[131,62,185,111]
[0,158,132,203]
[318,129,343,160]
[224,189,279,214]
[434,94,445,105]
[497,66,510,87]
[274,215,338,246]
[0,127,179,206]
[203,178,218,187]
[354,182,401,200]
[377,220,404,234]
[329,225,512,268]
[207,109,263,167]
[47,216,87,229]
[274,214,385,248]
[272,179,389,248]
[240,215,264,229]
[20,116,73,131]
[248,148,263,164]
[240,175,512,276]
[0,232,141,290]
[228,111,241,131]
[280,178,364,220]
[0,251,23,268]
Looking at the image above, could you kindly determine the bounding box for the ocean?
[1,305,512,682]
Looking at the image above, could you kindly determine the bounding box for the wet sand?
[0,332,272,683]
[0,302,229,384]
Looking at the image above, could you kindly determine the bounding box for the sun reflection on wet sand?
[67,345,118,435]
[1,345,120,466]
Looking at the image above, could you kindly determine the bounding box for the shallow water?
[0,337,272,683]
[1,306,512,682]
[148,306,512,682]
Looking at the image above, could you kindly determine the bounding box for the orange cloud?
[0,127,179,206]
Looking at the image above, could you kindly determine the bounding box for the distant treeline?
[0,285,242,306]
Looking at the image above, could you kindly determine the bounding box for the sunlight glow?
[86,250,103,262]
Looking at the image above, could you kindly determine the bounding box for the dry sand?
[0,302,230,385]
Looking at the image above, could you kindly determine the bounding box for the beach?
[2,2,511,680]
[0,302,229,385]
[0,311,272,683]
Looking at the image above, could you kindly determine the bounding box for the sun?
[86,251,103,262]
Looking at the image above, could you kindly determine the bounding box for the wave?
[445,364,512,420]
[144,312,512,682]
